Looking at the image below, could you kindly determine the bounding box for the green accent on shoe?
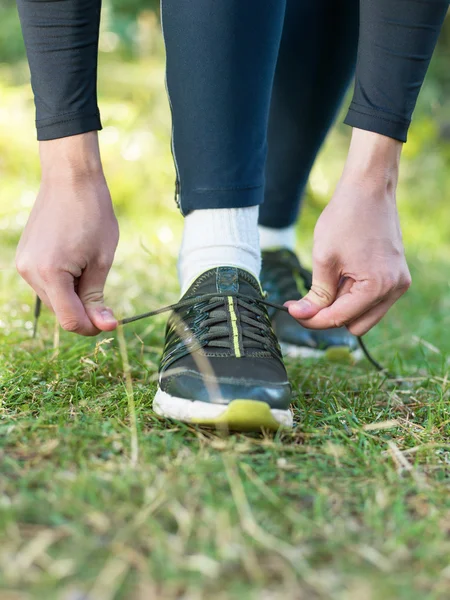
[190,399,288,431]
[227,296,242,358]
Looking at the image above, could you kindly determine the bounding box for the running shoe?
[153,266,293,431]
[261,248,361,360]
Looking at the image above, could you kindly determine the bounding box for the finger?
[286,255,340,319]
[17,266,53,313]
[24,280,53,313]
[44,271,100,336]
[291,279,383,330]
[346,292,404,337]
[17,258,53,311]
[77,262,117,331]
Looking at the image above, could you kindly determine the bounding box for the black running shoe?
[154,267,293,430]
[261,249,361,360]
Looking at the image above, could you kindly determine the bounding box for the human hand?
[287,129,411,336]
[16,132,119,336]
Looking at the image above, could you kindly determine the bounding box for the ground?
[1,43,450,600]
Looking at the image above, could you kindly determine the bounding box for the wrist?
[342,128,402,192]
[39,132,104,181]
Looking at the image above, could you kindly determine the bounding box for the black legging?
[17,0,449,227]
[262,0,358,228]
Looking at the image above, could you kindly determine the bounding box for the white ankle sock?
[258,223,296,251]
[178,207,261,294]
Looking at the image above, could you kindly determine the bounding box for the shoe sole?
[280,342,364,362]
[153,389,293,431]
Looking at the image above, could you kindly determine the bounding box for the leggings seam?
[36,112,100,128]
[348,103,410,126]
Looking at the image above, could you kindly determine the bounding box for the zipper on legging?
[169,117,181,211]
[174,178,180,209]
[167,82,182,213]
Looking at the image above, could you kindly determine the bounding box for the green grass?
[2,266,450,600]
[2,33,450,599]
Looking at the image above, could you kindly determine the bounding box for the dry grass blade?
[117,324,139,466]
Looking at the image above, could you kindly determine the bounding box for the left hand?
[286,129,412,337]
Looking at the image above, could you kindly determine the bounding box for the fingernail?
[99,308,117,324]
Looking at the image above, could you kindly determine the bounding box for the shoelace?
[173,294,278,354]
[32,293,387,374]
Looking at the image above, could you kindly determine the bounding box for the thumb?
[286,257,340,320]
[77,264,118,331]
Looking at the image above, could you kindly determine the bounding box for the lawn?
[1,21,450,600]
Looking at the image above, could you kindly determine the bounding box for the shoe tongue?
[187,267,261,297]
[216,266,261,296]
[216,266,240,293]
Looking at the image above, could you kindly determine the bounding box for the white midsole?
[153,388,293,427]
[280,342,364,361]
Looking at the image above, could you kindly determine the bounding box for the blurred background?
[1,1,450,356]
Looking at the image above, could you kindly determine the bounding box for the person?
[15,0,448,430]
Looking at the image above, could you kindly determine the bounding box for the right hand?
[286,129,411,336]
[16,133,119,336]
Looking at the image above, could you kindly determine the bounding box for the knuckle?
[82,290,104,304]
[37,263,56,282]
[383,278,398,294]
[310,283,333,304]
[15,256,29,277]
[60,318,81,333]
[332,318,347,329]
[400,274,412,291]
[96,255,113,272]
[313,250,333,270]
[376,271,399,295]
[379,268,411,295]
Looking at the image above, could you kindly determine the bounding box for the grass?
[2,28,450,600]
[2,269,450,600]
